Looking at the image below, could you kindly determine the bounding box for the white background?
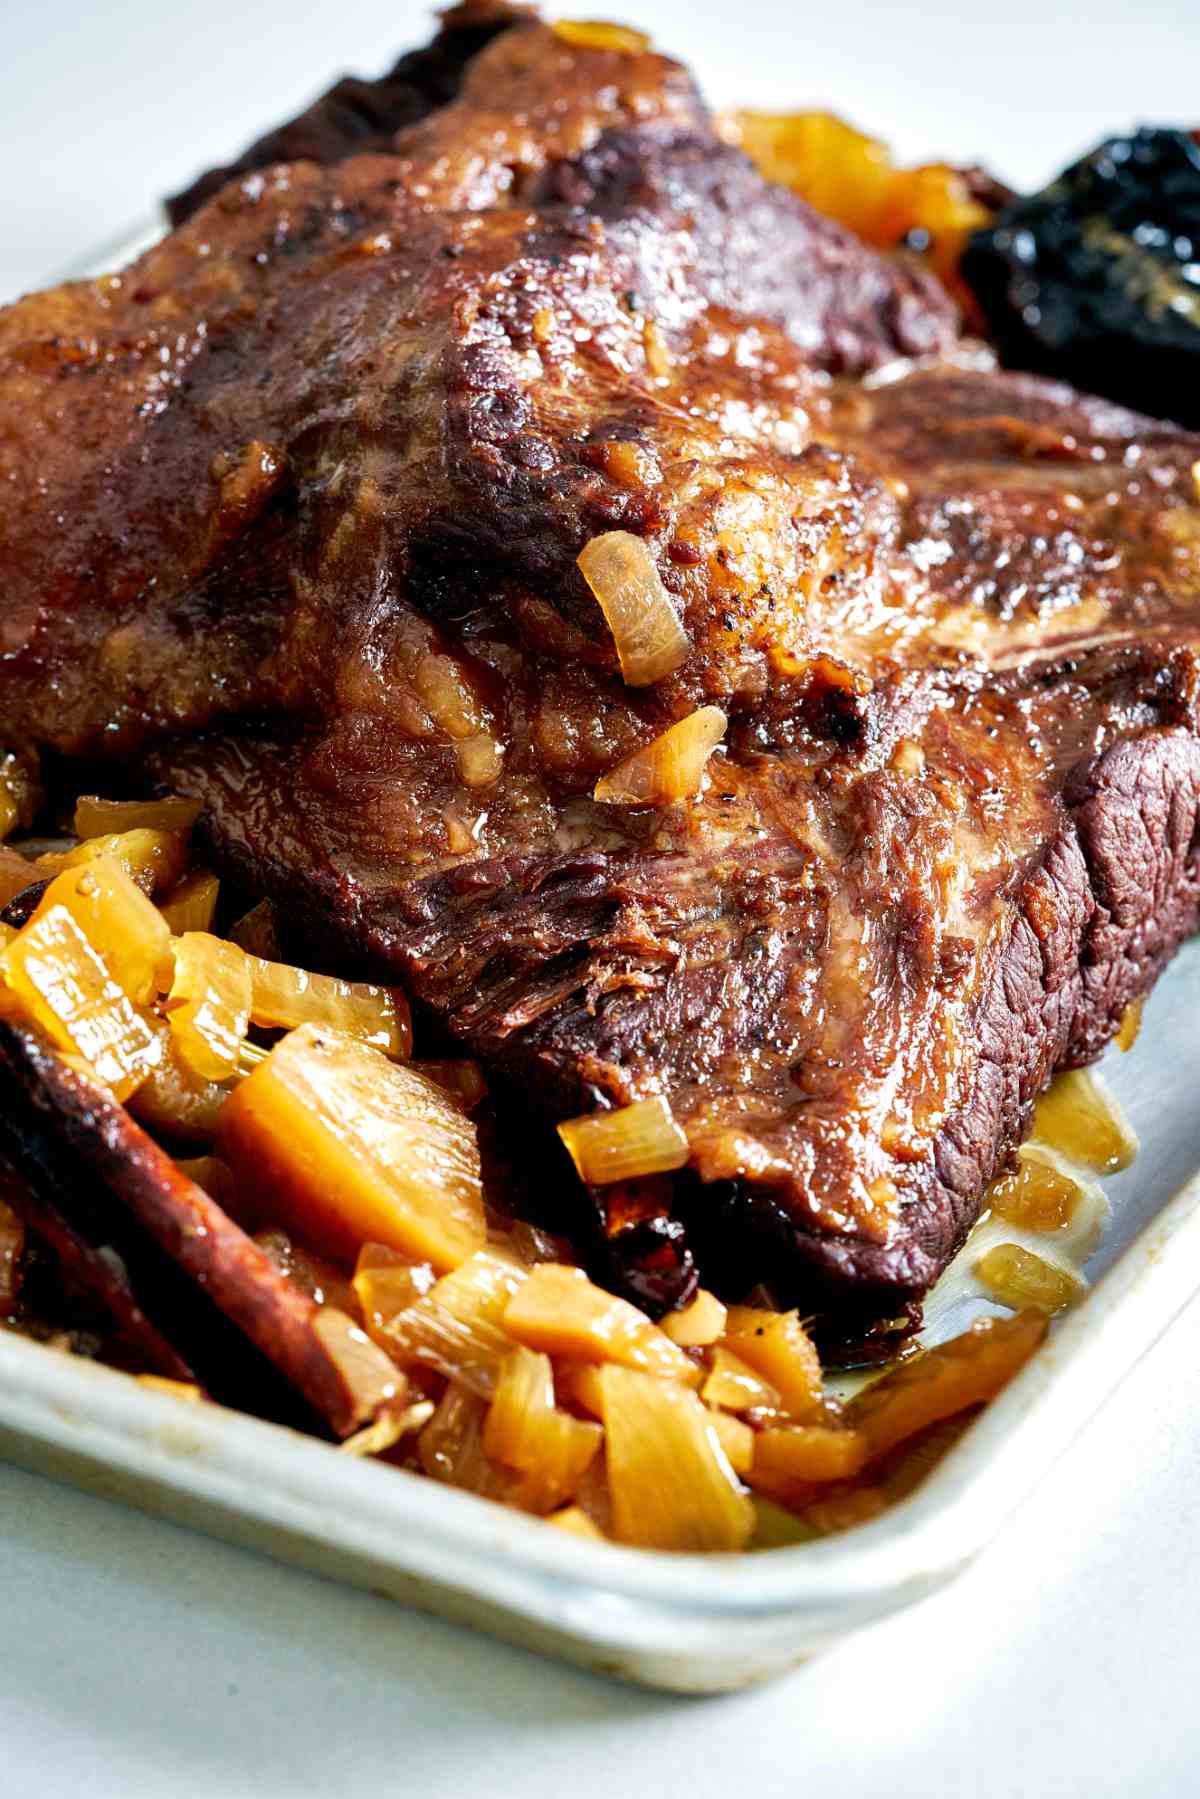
[3,2,1200,1793]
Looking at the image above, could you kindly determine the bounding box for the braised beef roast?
[2,4,1199,1335]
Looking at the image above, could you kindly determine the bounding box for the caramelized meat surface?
[1,8,1197,1327]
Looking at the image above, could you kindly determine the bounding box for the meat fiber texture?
[1,2,1199,1331]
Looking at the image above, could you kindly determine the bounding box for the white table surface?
[3,2,1199,1792]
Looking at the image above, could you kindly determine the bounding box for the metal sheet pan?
[3,228,1199,1694]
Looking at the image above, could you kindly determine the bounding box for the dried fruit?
[963,129,1200,425]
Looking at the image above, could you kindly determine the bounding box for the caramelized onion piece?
[558,1094,689,1185]
[722,1305,824,1421]
[701,1346,780,1414]
[750,1424,869,1498]
[244,949,411,1059]
[0,908,160,1099]
[552,19,650,51]
[483,1346,603,1513]
[160,869,220,937]
[30,859,170,1007]
[38,828,190,897]
[1032,1069,1137,1173]
[594,705,727,805]
[975,1243,1085,1315]
[661,1287,727,1348]
[598,1364,754,1552]
[503,1262,698,1382]
[848,1312,1047,1463]
[220,1024,486,1270]
[74,795,201,839]
[129,1027,232,1143]
[545,1504,606,1540]
[382,1249,524,1397]
[988,1151,1083,1233]
[577,532,690,685]
[167,932,252,1082]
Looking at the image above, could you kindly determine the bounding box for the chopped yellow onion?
[706,1408,755,1476]
[30,858,170,1006]
[339,1400,435,1459]
[38,828,190,896]
[552,19,650,51]
[701,1346,781,1414]
[577,531,690,685]
[594,705,726,805]
[0,907,160,1099]
[160,869,220,937]
[558,1094,689,1185]
[721,1305,825,1421]
[502,1262,698,1382]
[1032,1068,1137,1173]
[128,1027,232,1143]
[244,947,411,1059]
[749,1424,868,1499]
[597,1364,754,1552]
[417,1382,514,1499]
[988,1152,1083,1233]
[220,1024,487,1270]
[353,1243,438,1347]
[167,931,252,1081]
[545,1504,606,1540]
[661,1287,727,1348]
[74,794,202,839]
[482,1346,602,1513]
[381,1249,524,1396]
[975,1243,1085,1315]
[848,1312,1046,1463]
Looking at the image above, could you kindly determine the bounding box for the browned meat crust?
[0,11,1197,1328]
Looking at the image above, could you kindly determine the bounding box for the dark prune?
[963,127,1200,424]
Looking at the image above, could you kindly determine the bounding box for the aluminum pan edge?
[2,1163,1198,1693]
